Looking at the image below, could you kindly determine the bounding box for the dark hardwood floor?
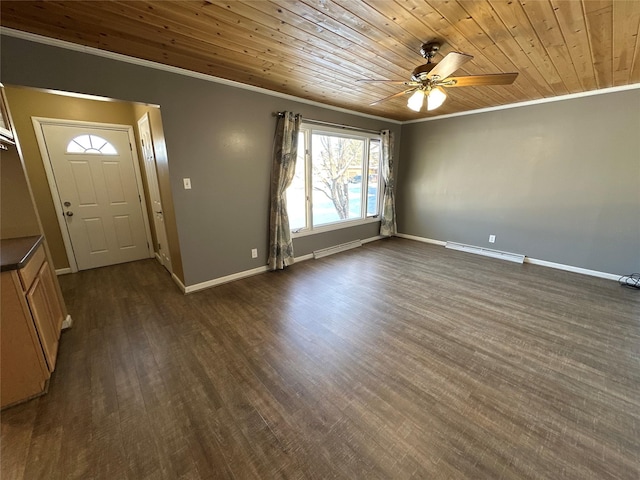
[2,238,639,479]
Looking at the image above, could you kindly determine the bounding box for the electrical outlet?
[183,178,191,189]
[251,248,258,258]
[489,235,496,243]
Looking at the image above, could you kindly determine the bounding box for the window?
[286,124,382,235]
[66,134,117,155]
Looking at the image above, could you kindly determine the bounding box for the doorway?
[137,112,172,273]
[33,118,153,272]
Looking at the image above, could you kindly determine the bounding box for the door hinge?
[129,142,133,151]
[139,194,141,202]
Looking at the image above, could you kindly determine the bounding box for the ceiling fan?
[359,42,518,112]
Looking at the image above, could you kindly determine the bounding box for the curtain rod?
[273,112,381,135]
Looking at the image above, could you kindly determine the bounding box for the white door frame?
[137,112,172,273]
[32,117,154,273]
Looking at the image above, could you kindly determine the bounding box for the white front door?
[38,123,151,271]
[137,113,172,273]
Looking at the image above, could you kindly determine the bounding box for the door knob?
[65,211,74,217]
[63,201,71,207]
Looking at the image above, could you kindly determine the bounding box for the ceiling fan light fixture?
[427,87,447,111]
[407,89,425,111]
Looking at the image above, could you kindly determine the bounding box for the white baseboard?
[184,265,269,294]
[302,234,384,262]
[523,257,620,281]
[56,268,72,276]
[446,241,525,264]
[61,314,73,329]
[395,233,446,246]
[171,273,186,293]
[398,233,620,281]
[363,235,385,244]
[313,239,362,259]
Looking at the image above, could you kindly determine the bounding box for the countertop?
[1,236,43,272]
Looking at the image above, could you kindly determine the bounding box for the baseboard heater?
[445,241,525,264]
[313,239,363,259]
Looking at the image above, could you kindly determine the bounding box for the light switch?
[183,178,191,189]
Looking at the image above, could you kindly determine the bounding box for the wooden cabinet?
[0,86,69,409]
[1,243,64,408]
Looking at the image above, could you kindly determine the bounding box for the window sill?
[291,216,380,239]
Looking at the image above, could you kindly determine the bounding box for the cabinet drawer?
[18,244,45,291]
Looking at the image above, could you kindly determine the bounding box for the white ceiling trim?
[0,27,402,125]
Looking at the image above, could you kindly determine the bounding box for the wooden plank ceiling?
[1,1,639,121]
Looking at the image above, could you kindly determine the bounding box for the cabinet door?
[39,261,65,333]
[1,272,50,408]
[26,265,60,372]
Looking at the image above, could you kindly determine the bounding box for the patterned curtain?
[380,129,397,237]
[268,112,301,270]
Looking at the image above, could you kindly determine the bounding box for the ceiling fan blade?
[427,52,473,80]
[442,73,519,87]
[369,87,418,106]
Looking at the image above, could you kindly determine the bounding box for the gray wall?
[1,34,401,286]
[397,89,640,275]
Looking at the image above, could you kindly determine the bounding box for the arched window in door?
[66,134,117,155]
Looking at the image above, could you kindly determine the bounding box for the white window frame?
[289,123,383,238]
[66,134,118,155]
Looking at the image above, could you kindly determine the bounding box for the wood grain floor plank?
[2,238,638,479]
[0,401,38,479]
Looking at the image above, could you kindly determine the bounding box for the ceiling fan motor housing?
[411,63,438,81]
[413,42,442,81]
